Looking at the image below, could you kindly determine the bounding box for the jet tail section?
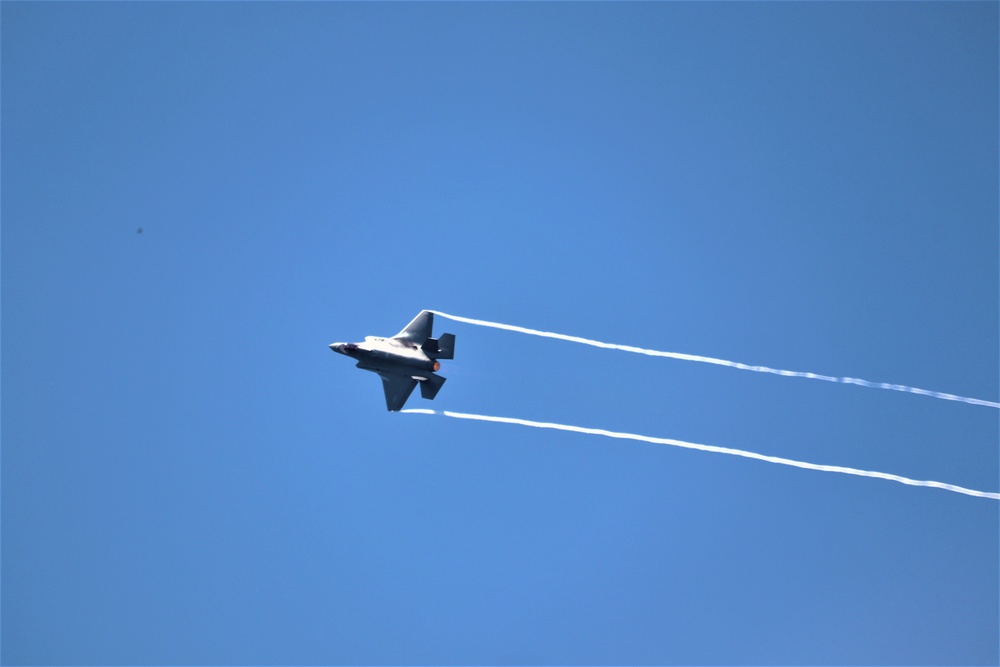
[436,333,455,360]
[419,373,446,400]
[422,333,455,360]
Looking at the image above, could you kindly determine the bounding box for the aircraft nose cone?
[330,342,358,356]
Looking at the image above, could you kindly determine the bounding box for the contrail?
[430,310,999,409]
[401,409,1000,500]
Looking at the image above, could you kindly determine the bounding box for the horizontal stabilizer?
[419,373,446,400]
[422,333,455,360]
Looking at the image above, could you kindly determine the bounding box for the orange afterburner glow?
[433,361,440,371]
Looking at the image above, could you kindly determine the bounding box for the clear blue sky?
[3,3,997,665]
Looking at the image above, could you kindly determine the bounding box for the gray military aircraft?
[329,310,455,411]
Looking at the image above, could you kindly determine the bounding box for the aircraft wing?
[377,372,418,411]
[393,310,433,343]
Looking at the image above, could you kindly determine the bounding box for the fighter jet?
[329,310,455,411]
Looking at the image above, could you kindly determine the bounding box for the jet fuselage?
[329,339,440,375]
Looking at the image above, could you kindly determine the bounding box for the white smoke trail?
[431,310,999,409]
[401,409,1000,500]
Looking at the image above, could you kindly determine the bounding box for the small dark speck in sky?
[137,227,143,234]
